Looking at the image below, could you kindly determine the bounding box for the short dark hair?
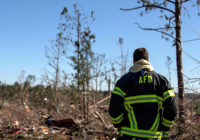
[133,48,149,62]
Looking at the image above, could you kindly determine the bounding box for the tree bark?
[175,0,185,128]
[77,12,81,92]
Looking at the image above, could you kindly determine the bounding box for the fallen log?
[95,111,106,125]
[89,95,111,109]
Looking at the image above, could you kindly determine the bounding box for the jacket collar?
[129,59,154,73]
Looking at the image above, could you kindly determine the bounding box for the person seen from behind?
[109,48,177,140]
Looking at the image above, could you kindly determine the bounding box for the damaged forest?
[1,0,200,140]
[0,83,200,140]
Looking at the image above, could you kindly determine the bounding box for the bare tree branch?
[182,0,190,3]
[89,95,111,109]
[120,4,175,14]
[152,26,175,30]
[166,0,175,4]
[135,23,175,39]
[191,65,200,72]
[184,87,200,94]
[182,37,200,42]
[183,73,200,82]
[183,50,200,64]
[183,50,200,71]
[120,5,144,11]
[168,16,175,26]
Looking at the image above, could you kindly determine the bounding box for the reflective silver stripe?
[163,90,175,101]
[112,116,123,123]
[162,117,173,127]
[163,93,170,100]
[114,89,125,96]
[112,87,126,97]
[125,96,163,111]
[130,110,137,129]
[152,118,159,131]
[125,95,163,105]
[163,131,169,137]
[157,98,163,103]
[121,128,162,137]
[130,110,135,128]
[162,120,173,127]
[151,114,160,131]
[125,97,157,102]
[125,104,130,110]
[122,129,158,136]
[162,121,172,126]
[125,104,137,129]
[111,113,123,124]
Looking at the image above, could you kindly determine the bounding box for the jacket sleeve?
[161,77,177,137]
[109,80,126,128]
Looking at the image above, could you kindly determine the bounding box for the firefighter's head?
[133,48,149,63]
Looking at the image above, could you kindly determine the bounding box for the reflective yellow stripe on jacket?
[111,90,174,138]
[162,117,174,128]
[123,94,162,138]
[120,127,162,139]
[162,131,169,138]
[124,94,163,110]
[150,113,160,132]
[112,86,126,98]
[163,89,175,101]
[111,113,124,124]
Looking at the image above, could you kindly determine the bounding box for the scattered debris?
[0,94,200,139]
[194,115,200,122]
[45,116,77,128]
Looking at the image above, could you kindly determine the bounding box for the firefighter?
[109,48,177,140]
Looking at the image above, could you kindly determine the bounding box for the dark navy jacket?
[109,69,177,139]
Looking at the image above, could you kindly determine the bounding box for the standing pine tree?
[60,4,95,122]
[60,4,95,93]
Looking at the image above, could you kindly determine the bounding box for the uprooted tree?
[121,0,200,133]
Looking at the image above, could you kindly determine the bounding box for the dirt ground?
[0,94,200,140]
